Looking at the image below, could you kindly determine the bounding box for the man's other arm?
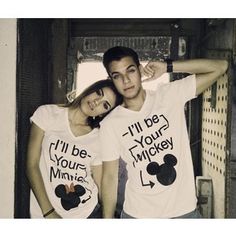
[142,58,228,96]
[172,59,228,96]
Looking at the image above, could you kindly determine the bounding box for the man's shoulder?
[155,74,196,91]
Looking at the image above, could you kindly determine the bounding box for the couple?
[26,46,228,218]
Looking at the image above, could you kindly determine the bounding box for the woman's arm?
[26,122,61,218]
[91,164,103,202]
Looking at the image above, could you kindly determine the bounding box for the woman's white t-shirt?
[30,105,101,218]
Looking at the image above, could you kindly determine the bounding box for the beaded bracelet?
[43,208,55,218]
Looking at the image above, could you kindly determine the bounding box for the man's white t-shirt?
[30,105,101,218]
[99,75,197,218]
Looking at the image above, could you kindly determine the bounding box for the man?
[99,46,228,218]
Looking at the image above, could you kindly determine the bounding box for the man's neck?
[123,89,146,111]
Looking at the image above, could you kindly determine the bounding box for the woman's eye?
[103,102,109,110]
[96,89,103,96]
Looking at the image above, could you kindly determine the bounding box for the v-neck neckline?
[118,90,152,116]
[65,108,96,139]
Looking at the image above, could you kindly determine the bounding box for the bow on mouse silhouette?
[55,183,89,211]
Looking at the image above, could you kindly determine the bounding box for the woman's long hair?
[65,79,123,128]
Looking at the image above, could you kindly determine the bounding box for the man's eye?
[128,69,136,73]
[112,74,121,80]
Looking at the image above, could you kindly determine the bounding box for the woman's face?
[80,87,117,117]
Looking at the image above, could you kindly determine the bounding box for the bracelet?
[43,208,55,218]
[165,59,173,73]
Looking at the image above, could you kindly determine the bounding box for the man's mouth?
[124,86,135,92]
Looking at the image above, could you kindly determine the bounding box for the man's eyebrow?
[110,64,136,75]
[127,65,136,69]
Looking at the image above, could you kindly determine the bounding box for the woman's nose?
[94,97,102,106]
[94,99,99,106]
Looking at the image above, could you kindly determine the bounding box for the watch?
[165,59,173,73]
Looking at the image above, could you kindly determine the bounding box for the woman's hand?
[44,210,62,219]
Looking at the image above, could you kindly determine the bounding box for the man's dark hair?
[103,46,141,75]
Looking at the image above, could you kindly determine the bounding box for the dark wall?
[15,19,52,218]
[51,19,69,103]
[15,19,69,218]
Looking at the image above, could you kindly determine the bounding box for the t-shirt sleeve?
[172,74,197,104]
[91,154,102,166]
[99,119,120,162]
[30,105,52,131]
[161,74,196,105]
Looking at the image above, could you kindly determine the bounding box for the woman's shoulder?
[34,104,66,118]
[37,104,65,111]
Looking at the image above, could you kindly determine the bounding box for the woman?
[26,79,123,218]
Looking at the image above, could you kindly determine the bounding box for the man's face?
[108,56,143,99]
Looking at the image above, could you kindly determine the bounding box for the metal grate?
[201,50,230,218]
[83,36,170,51]
[72,36,172,61]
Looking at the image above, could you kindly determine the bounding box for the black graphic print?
[49,139,91,183]
[123,114,171,169]
[48,138,94,211]
[55,183,87,211]
[146,154,177,186]
[120,113,179,189]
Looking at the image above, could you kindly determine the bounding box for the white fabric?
[30,105,101,218]
[99,75,197,218]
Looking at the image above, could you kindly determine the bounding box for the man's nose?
[122,74,130,84]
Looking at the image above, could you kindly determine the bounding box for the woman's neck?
[68,106,88,126]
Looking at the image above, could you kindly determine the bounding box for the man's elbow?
[219,59,228,75]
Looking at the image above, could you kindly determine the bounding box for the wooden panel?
[70,19,202,37]
[71,19,179,37]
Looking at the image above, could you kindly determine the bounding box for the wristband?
[165,59,173,73]
[43,208,55,217]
